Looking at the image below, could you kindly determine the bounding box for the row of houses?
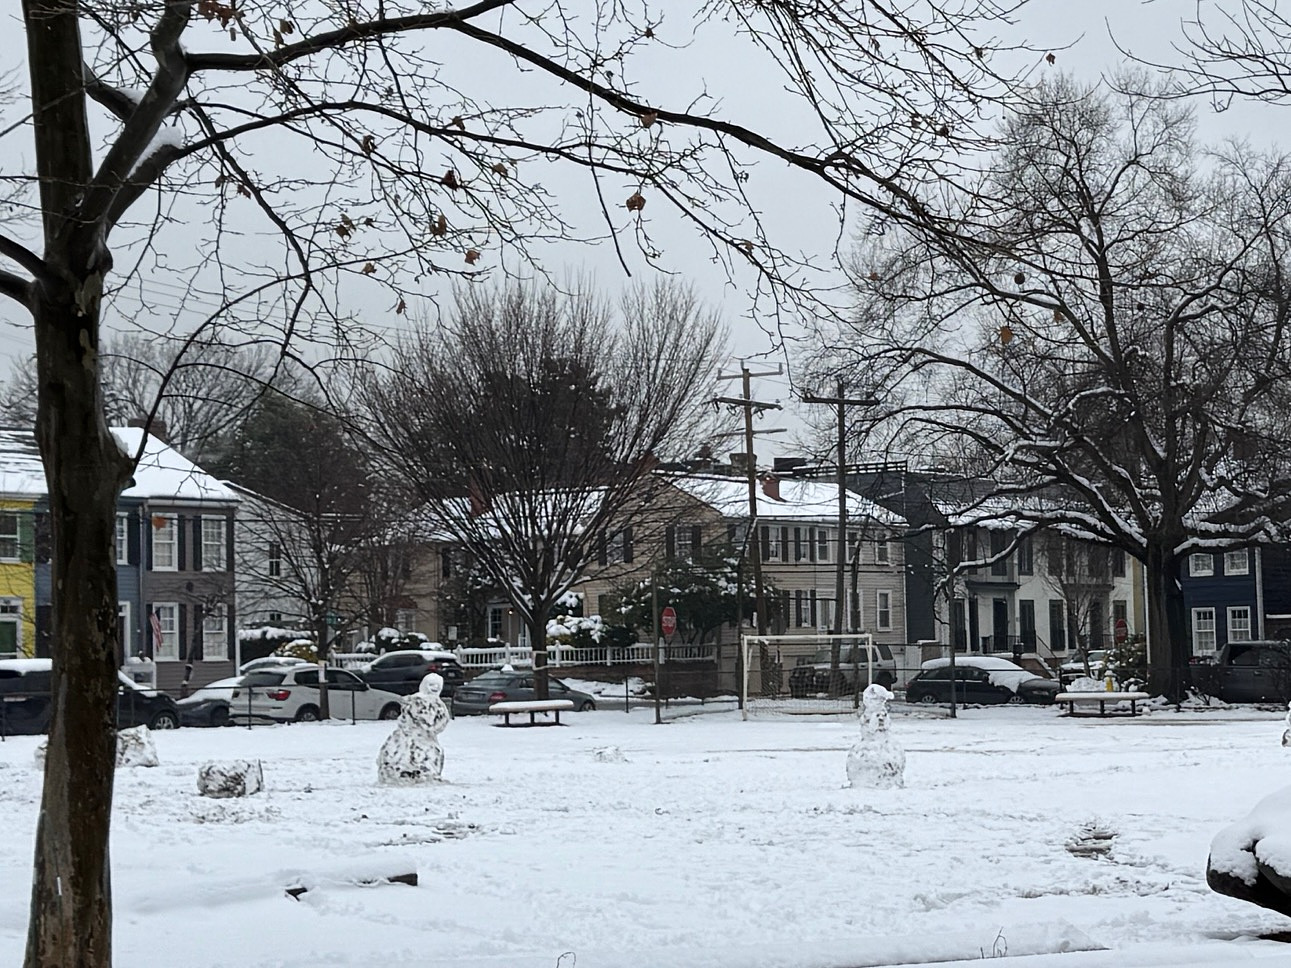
[2,429,1278,693]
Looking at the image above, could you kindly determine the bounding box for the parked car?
[358,649,465,697]
[176,676,239,727]
[451,669,597,716]
[905,656,1060,706]
[0,658,182,735]
[787,644,896,698]
[1193,640,1291,703]
[229,664,404,722]
[1059,650,1110,685]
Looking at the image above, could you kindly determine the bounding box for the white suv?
[230,665,404,723]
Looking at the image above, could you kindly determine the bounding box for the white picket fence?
[331,642,716,671]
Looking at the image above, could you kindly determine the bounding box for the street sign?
[1114,618,1129,643]
[661,606,677,637]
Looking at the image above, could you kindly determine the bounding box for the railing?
[333,642,718,670]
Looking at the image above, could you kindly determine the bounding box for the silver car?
[230,665,404,722]
[452,670,597,715]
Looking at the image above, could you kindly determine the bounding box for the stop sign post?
[661,606,677,638]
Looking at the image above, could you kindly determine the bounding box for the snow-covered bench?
[489,699,574,727]
[1054,691,1151,717]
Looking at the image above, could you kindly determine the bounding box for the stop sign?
[660,606,677,636]
[1114,618,1129,643]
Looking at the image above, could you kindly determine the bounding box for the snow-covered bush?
[355,627,433,655]
[546,613,605,650]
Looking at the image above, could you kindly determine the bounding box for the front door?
[992,598,1008,652]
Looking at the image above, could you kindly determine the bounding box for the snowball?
[198,760,264,798]
[593,746,628,763]
[117,725,159,768]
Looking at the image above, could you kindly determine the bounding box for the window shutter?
[18,512,35,564]
[144,602,153,656]
[191,604,203,661]
[192,518,203,572]
[665,526,675,559]
[691,525,702,554]
[177,515,187,571]
[126,511,140,565]
[760,525,770,560]
[808,527,817,562]
[598,534,608,567]
[178,603,189,660]
[34,513,51,564]
[623,526,634,564]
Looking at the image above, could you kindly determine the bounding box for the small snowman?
[1282,701,1291,747]
[846,683,906,789]
[377,673,451,785]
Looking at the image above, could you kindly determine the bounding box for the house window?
[816,529,831,563]
[1111,549,1126,578]
[488,606,504,640]
[268,612,282,624]
[1192,607,1216,654]
[1046,539,1065,577]
[875,539,890,565]
[876,590,892,630]
[203,605,227,660]
[0,599,21,657]
[672,524,701,561]
[1225,550,1250,576]
[1112,599,1128,627]
[1189,553,1213,577]
[268,542,282,578]
[395,608,416,632]
[115,514,129,565]
[151,514,177,571]
[201,517,226,571]
[0,513,18,561]
[764,526,782,561]
[809,589,819,627]
[990,531,1008,576]
[1228,607,1253,642]
[1017,536,1033,576]
[441,549,454,578]
[607,528,633,565]
[152,603,179,661]
[794,527,806,562]
[847,531,862,563]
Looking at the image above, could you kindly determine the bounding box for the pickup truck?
[1194,640,1291,703]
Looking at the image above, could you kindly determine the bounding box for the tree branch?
[0,268,32,309]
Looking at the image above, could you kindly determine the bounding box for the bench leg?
[529,711,537,725]
[554,710,561,725]
[1099,700,1106,715]
[1130,699,1137,716]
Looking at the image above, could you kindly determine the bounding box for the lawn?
[1,702,1289,967]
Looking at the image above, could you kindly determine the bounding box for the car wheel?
[1006,694,1026,705]
[379,703,402,720]
[149,710,180,730]
[295,705,320,723]
[915,692,938,705]
[578,700,595,712]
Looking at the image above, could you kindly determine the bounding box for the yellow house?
[0,431,51,658]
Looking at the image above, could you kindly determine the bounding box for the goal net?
[740,633,897,719]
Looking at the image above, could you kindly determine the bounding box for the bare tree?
[6,1,1033,962]
[362,279,725,696]
[828,75,1291,699]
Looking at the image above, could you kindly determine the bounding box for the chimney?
[728,452,754,473]
[128,416,169,443]
[760,474,781,501]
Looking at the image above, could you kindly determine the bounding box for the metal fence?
[333,642,717,671]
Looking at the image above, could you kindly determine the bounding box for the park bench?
[1054,691,1152,717]
[489,699,574,727]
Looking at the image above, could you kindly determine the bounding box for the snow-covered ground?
[4,703,1291,967]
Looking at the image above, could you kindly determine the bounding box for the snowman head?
[419,672,444,698]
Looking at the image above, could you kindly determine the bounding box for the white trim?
[1189,553,1214,577]
[1224,550,1250,576]
[1227,605,1253,642]
[0,512,19,563]
[152,602,180,661]
[876,589,893,631]
[118,600,132,656]
[1191,606,1216,655]
[202,603,228,660]
[200,515,226,572]
[0,597,21,656]
[151,514,178,571]
[115,513,129,566]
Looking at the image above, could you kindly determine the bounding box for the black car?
[0,658,183,735]
[905,657,1060,706]
[452,669,597,715]
[1194,641,1291,703]
[358,649,466,697]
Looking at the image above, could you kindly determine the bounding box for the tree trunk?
[1145,542,1190,703]
[529,607,550,700]
[27,301,132,968]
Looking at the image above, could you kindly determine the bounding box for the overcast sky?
[0,1,1282,463]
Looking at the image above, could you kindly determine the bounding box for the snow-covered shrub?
[546,613,605,650]
[356,627,432,655]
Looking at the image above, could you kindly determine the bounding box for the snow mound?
[198,760,264,798]
[592,746,628,763]
[117,726,159,768]
[1066,819,1117,858]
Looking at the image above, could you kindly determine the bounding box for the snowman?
[846,682,906,789]
[377,672,451,785]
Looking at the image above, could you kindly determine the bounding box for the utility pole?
[715,363,783,638]
[801,381,878,636]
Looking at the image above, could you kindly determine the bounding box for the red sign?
[1114,618,1129,643]
[660,606,677,637]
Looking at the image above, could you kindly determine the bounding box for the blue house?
[1179,548,1261,655]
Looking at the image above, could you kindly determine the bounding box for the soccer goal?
[739,633,897,719]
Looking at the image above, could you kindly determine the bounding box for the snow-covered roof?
[113,427,237,503]
[0,429,49,498]
[670,476,905,526]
